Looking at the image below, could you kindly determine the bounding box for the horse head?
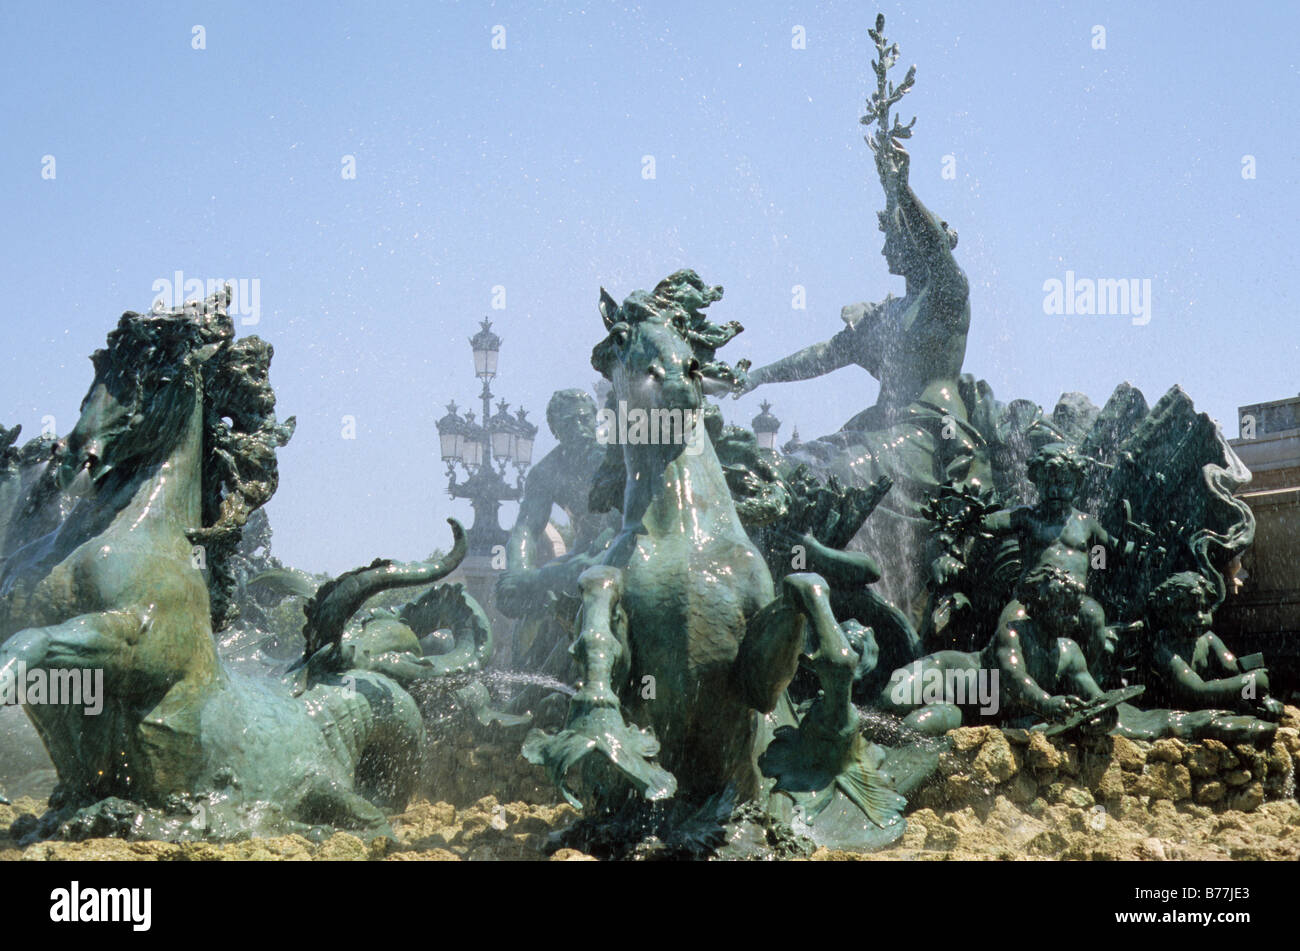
[590,275,743,551]
[54,305,226,493]
[25,287,293,630]
[593,289,705,421]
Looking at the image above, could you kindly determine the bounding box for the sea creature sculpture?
[0,289,473,840]
[524,275,907,856]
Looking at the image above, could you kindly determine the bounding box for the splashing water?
[482,669,576,697]
[855,705,948,751]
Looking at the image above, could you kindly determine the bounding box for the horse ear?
[591,322,629,379]
[599,288,620,329]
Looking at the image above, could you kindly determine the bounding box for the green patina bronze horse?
[524,274,907,856]
[0,290,475,839]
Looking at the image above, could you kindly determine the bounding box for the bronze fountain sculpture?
[0,289,494,841]
[0,15,1288,863]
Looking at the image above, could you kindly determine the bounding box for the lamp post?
[752,400,782,452]
[435,318,538,557]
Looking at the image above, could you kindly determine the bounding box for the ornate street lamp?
[436,402,464,463]
[470,318,500,381]
[438,318,537,556]
[461,411,486,471]
[489,400,516,464]
[513,407,536,468]
[752,400,782,451]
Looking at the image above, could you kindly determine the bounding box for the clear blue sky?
[2,1,1296,574]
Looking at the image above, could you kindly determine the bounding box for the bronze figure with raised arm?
[742,137,969,436]
[738,19,985,613]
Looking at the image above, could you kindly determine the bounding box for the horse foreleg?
[750,574,908,835]
[0,611,138,694]
[734,573,833,713]
[0,612,147,800]
[522,565,677,808]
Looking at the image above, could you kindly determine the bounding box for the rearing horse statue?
[525,272,907,855]
[0,290,472,838]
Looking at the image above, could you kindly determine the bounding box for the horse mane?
[106,287,295,630]
[590,281,740,381]
[588,277,745,514]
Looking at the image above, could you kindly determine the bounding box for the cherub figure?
[1140,572,1283,721]
[880,564,1107,734]
[934,443,1144,667]
[652,269,750,393]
